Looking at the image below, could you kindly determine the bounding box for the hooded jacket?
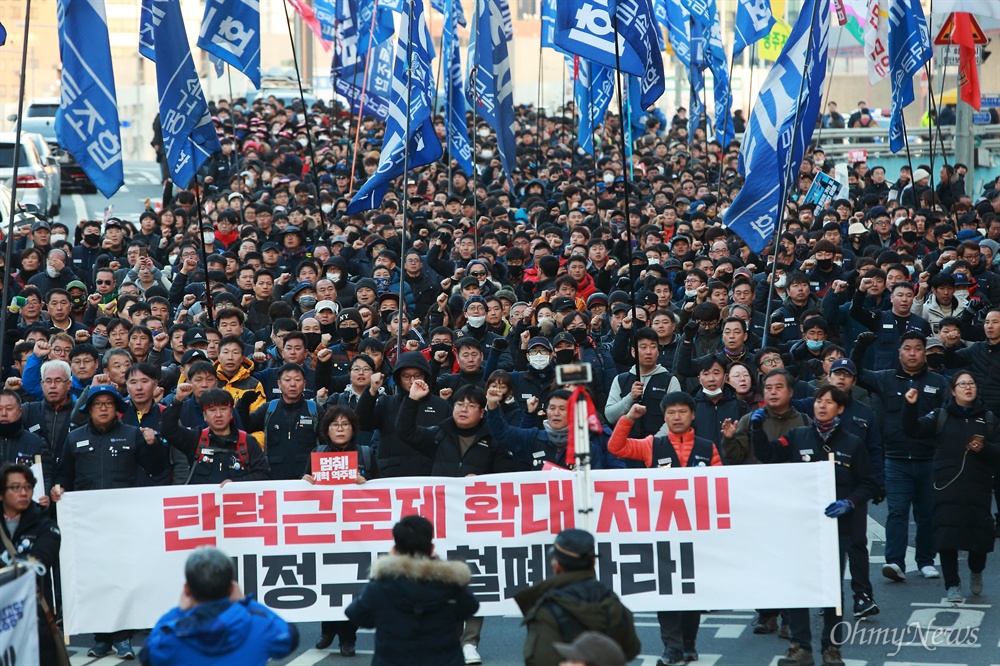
[216,358,267,414]
[140,596,298,666]
[346,554,479,666]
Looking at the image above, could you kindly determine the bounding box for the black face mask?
[71,295,87,310]
[496,233,509,246]
[816,258,833,271]
[431,342,452,357]
[555,349,575,365]
[507,265,523,278]
[902,231,917,243]
[568,327,588,344]
[84,233,101,246]
[717,271,733,285]
[926,352,944,367]
[303,332,322,352]
[339,327,359,342]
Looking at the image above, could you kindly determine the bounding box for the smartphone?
[968,434,984,451]
[138,246,148,258]
[556,363,593,387]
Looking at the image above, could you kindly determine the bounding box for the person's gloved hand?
[492,337,509,351]
[824,499,854,518]
[683,320,699,339]
[804,358,826,376]
[748,408,767,430]
[872,486,886,505]
[855,331,877,348]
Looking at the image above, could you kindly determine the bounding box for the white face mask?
[603,174,615,185]
[298,138,309,148]
[529,355,551,370]
[702,386,723,397]
[51,233,66,243]
[321,203,334,214]
[466,315,486,328]
[481,149,494,159]
[684,289,699,298]
[46,264,59,278]
[775,275,787,288]
[478,128,490,139]
[203,232,215,244]
[327,272,341,282]
[168,255,179,265]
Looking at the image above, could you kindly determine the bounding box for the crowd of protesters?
[2,92,1000,666]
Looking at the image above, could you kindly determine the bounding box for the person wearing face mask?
[692,356,749,447]
[27,248,77,295]
[72,220,105,290]
[784,317,830,383]
[457,296,511,371]
[484,336,557,427]
[325,309,366,375]
[561,313,616,404]
[400,249,443,317]
[804,240,843,298]
[323,256,356,308]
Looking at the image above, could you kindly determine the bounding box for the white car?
[0,132,56,219]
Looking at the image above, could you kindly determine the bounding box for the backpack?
[197,428,251,468]
[934,407,994,435]
[265,398,318,435]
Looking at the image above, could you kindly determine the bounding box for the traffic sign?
[936,45,984,66]
[973,112,991,124]
[935,12,988,45]
[982,95,1000,107]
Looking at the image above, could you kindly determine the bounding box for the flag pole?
[610,12,641,370]
[761,0,822,348]
[813,27,843,148]
[714,45,738,203]
[331,18,339,112]
[470,0,480,223]
[282,0,330,230]
[398,0,417,361]
[0,0,33,373]
[226,66,246,229]
[190,142,215,327]
[432,7,444,116]
[536,22,544,174]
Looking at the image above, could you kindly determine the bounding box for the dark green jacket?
[515,569,641,666]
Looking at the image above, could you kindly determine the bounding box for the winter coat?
[693,388,749,451]
[943,340,1000,415]
[721,405,811,465]
[515,569,641,666]
[140,596,299,666]
[902,399,999,553]
[855,364,948,460]
[346,555,479,666]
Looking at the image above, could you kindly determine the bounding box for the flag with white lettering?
[332,16,394,119]
[685,0,734,145]
[722,0,829,253]
[314,0,339,40]
[472,0,518,187]
[886,0,930,153]
[55,0,124,198]
[432,0,467,27]
[665,0,691,67]
[346,0,441,213]
[198,0,261,88]
[444,0,473,176]
[572,57,615,156]
[733,0,775,59]
[554,0,665,108]
[139,0,159,61]
[151,0,221,188]
[863,0,888,84]
[356,0,395,56]
[541,0,557,50]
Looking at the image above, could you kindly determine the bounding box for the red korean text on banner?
[848,149,867,164]
[953,13,981,110]
[566,386,602,468]
[311,451,358,484]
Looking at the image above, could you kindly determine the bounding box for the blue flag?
[356,0,395,56]
[471,0,518,188]
[331,0,393,120]
[139,0,160,61]
[733,0,775,59]
[432,0,466,27]
[0,21,7,46]
[347,0,441,213]
[314,0,339,40]
[685,0,734,145]
[554,0,665,108]
[197,0,261,88]
[722,0,829,254]
[443,0,472,176]
[151,0,221,188]
[55,0,123,199]
[571,57,615,156]
[687,16,705,139]
[887,0,931,153]
[665,0,691,67]
[541,0,557,49]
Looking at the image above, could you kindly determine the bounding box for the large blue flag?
[687,16,706,139]
[152,0,221,188]
[332,26,394,119]
[887,0,931,153]
[571,57,615,156]
[541,0,557,49]
[55,0,124,199]
[554,0,664,108]
[356,0,395,56]
[722,0,829,253]
[432,0,466,27]
[443,0,473,176]
[733,0,775,59]
[665,0,691,67]
[347,0,441,213]
[139,0,160,61]
[197,0,261,88]
[685,0,734,145]
[471,0,518,188]
[314,0,339,40]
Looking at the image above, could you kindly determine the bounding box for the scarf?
[815,417,840,442]
[544,421,568,447]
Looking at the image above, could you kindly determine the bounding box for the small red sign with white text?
[311,451,358,484]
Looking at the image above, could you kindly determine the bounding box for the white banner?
[58,465,841,635]
[0,567,40,665]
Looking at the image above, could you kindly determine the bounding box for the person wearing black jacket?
[901,372,999,602]
[161,387,270,485]
[239,363,319,480]
[21,359,76,467]
[852,330,948,582]
[355,352,450,477]
[1,464,61,664]
[752,385,877,666]
[0,389,52,492]
[396,382,515,477]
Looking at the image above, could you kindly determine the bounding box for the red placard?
[541,461,570,472]
[847,149,867,164]
[310,451,358,484]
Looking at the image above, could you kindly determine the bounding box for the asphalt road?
[56,164,1000,665]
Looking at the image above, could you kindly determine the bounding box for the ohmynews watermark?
[832,620,980,657]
